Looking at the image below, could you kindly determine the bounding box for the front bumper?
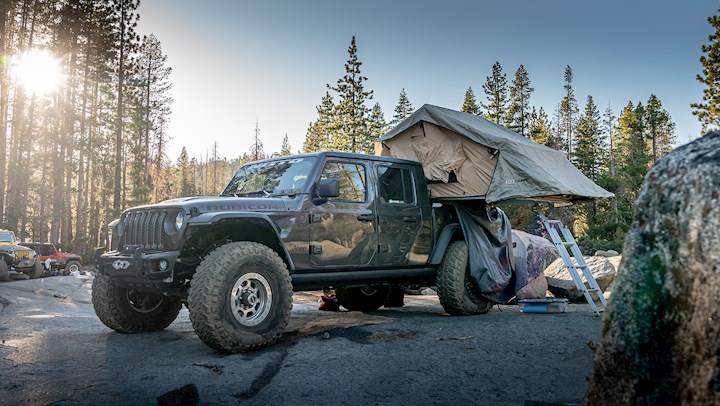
[94,247,180,283]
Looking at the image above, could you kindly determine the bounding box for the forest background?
[1,1,719,260]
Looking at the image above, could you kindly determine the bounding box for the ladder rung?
[562,242,574,247]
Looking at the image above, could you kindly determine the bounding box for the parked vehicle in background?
[0,230,42,280]
[20,242,83,274]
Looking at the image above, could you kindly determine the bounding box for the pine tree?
[615,101,650,221]
[602,105,617,175]
[692,10,720,133]
[560,65,578,157]
[645,94,676,163]
[481,62,509,124]
[303,92,334,153]
[529,107,560,149]
[389,88,413,127]
[461,87,480,115]
[573,96,603,181]
[280,133,292,156]
[328,36,374,152]
[249,120,264,161]
[368,103,386,153]
[175,147,196,197]
[507,65,534,136]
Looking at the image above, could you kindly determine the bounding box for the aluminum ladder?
[538,212,607,316]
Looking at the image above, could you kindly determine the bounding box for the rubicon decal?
[205,204,283,211]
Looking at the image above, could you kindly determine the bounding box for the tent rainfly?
[377,104,613,204]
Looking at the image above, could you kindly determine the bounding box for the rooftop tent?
[377,104,613,203]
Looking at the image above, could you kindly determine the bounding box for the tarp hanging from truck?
[377,104,613,203]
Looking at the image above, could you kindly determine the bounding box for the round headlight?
[175,212,185,230]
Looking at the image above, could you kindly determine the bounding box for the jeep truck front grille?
[122,210,167,250]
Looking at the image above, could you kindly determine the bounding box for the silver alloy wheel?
[67,263,80,273]
[230,272,272,326]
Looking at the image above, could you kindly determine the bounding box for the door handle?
[402,216,418,223]
[357,214,374,222]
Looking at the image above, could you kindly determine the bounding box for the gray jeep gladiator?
[93,152,490,352]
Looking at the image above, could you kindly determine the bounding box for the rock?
[544,256,616,302]
[512,230,558,299]
[585,132,720,405]
[593,249,619,257]
[157,383,199,406]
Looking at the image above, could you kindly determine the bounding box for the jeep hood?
[128,196,289,214]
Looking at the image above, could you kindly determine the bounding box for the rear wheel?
[187,242,293,353]
[0,261,8,281]
[92,272,182,333]
[336,285,390,312]
[436,240,493,315]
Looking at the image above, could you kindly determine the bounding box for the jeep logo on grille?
[112,260,131,270]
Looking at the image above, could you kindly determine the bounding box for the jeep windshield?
[222,157,317,197]
[0,231,16,243]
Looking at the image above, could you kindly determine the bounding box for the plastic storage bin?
[518,298,569,313]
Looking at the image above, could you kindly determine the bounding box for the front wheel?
[436,240,493,316]
[336,286,390,312]
[187,242,293,353]
[65,260,82,273]
[24,261,43,279]
[91,272,182,333]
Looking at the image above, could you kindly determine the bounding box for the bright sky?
[138,0,719,162]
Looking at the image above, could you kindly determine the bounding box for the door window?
[320,162,367,203]
[378,166,415,205]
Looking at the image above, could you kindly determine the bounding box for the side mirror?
[317,178,340,198]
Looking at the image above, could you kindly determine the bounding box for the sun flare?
[12,49,63,95]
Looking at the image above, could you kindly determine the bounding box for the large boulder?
[586,132,720,405]
[545,256,616,301]
[512,230,557,299]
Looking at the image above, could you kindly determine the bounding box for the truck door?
[376,164,423,266]
[309,160,376,268]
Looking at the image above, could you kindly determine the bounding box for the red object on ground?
[318,294,339,311]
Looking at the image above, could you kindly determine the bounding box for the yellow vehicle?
[0,230,42,280]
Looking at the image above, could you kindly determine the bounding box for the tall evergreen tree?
[280,133,292,156]
[645,94,676,163]
[461,86,480,115]
[481,61,509,124]
[615,101,650,221]
[691,9,720,133]
[175,147,196,197]
[368,103,386,153]
[389,88,413,128]
[529,107,561,149]
[303,91,334,153]
[573,96,603,181]
[560,65,578,157]
[507,64,534,136]
[249,120,264,161]
[328,36,374,152]
[602,105,617,175]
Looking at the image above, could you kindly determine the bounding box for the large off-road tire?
[0,261,8,281]
[187,242,293,353]
[436,240,493,316]
[24,261,43,279]
[92,272,182,333]
[336,285,390,312]
[65,260,81,273]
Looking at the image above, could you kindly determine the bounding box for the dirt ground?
[0,274,602,405]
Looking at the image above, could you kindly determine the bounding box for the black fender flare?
[186,212,295,270]
[428,223,462,265]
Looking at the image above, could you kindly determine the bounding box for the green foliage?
[507,64,533,136]
[692,10,720,133]
[461,87,480,115]
[481,61,509,124]
[560,65,579,155]
[280,134,292,156]
[573,95,604,181]
[645,94,675,163]
[389,88,414,128]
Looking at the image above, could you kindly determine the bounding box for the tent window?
[427,171,458,184]
[320,161,367,203]
[378,166,415,205]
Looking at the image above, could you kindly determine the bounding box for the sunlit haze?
[138,0,718,162]
[12,49,62,96]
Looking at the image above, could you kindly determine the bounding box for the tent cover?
[377,104,613,203]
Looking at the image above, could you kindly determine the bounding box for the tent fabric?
[379,104,613,203]
[454,202,528,303]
